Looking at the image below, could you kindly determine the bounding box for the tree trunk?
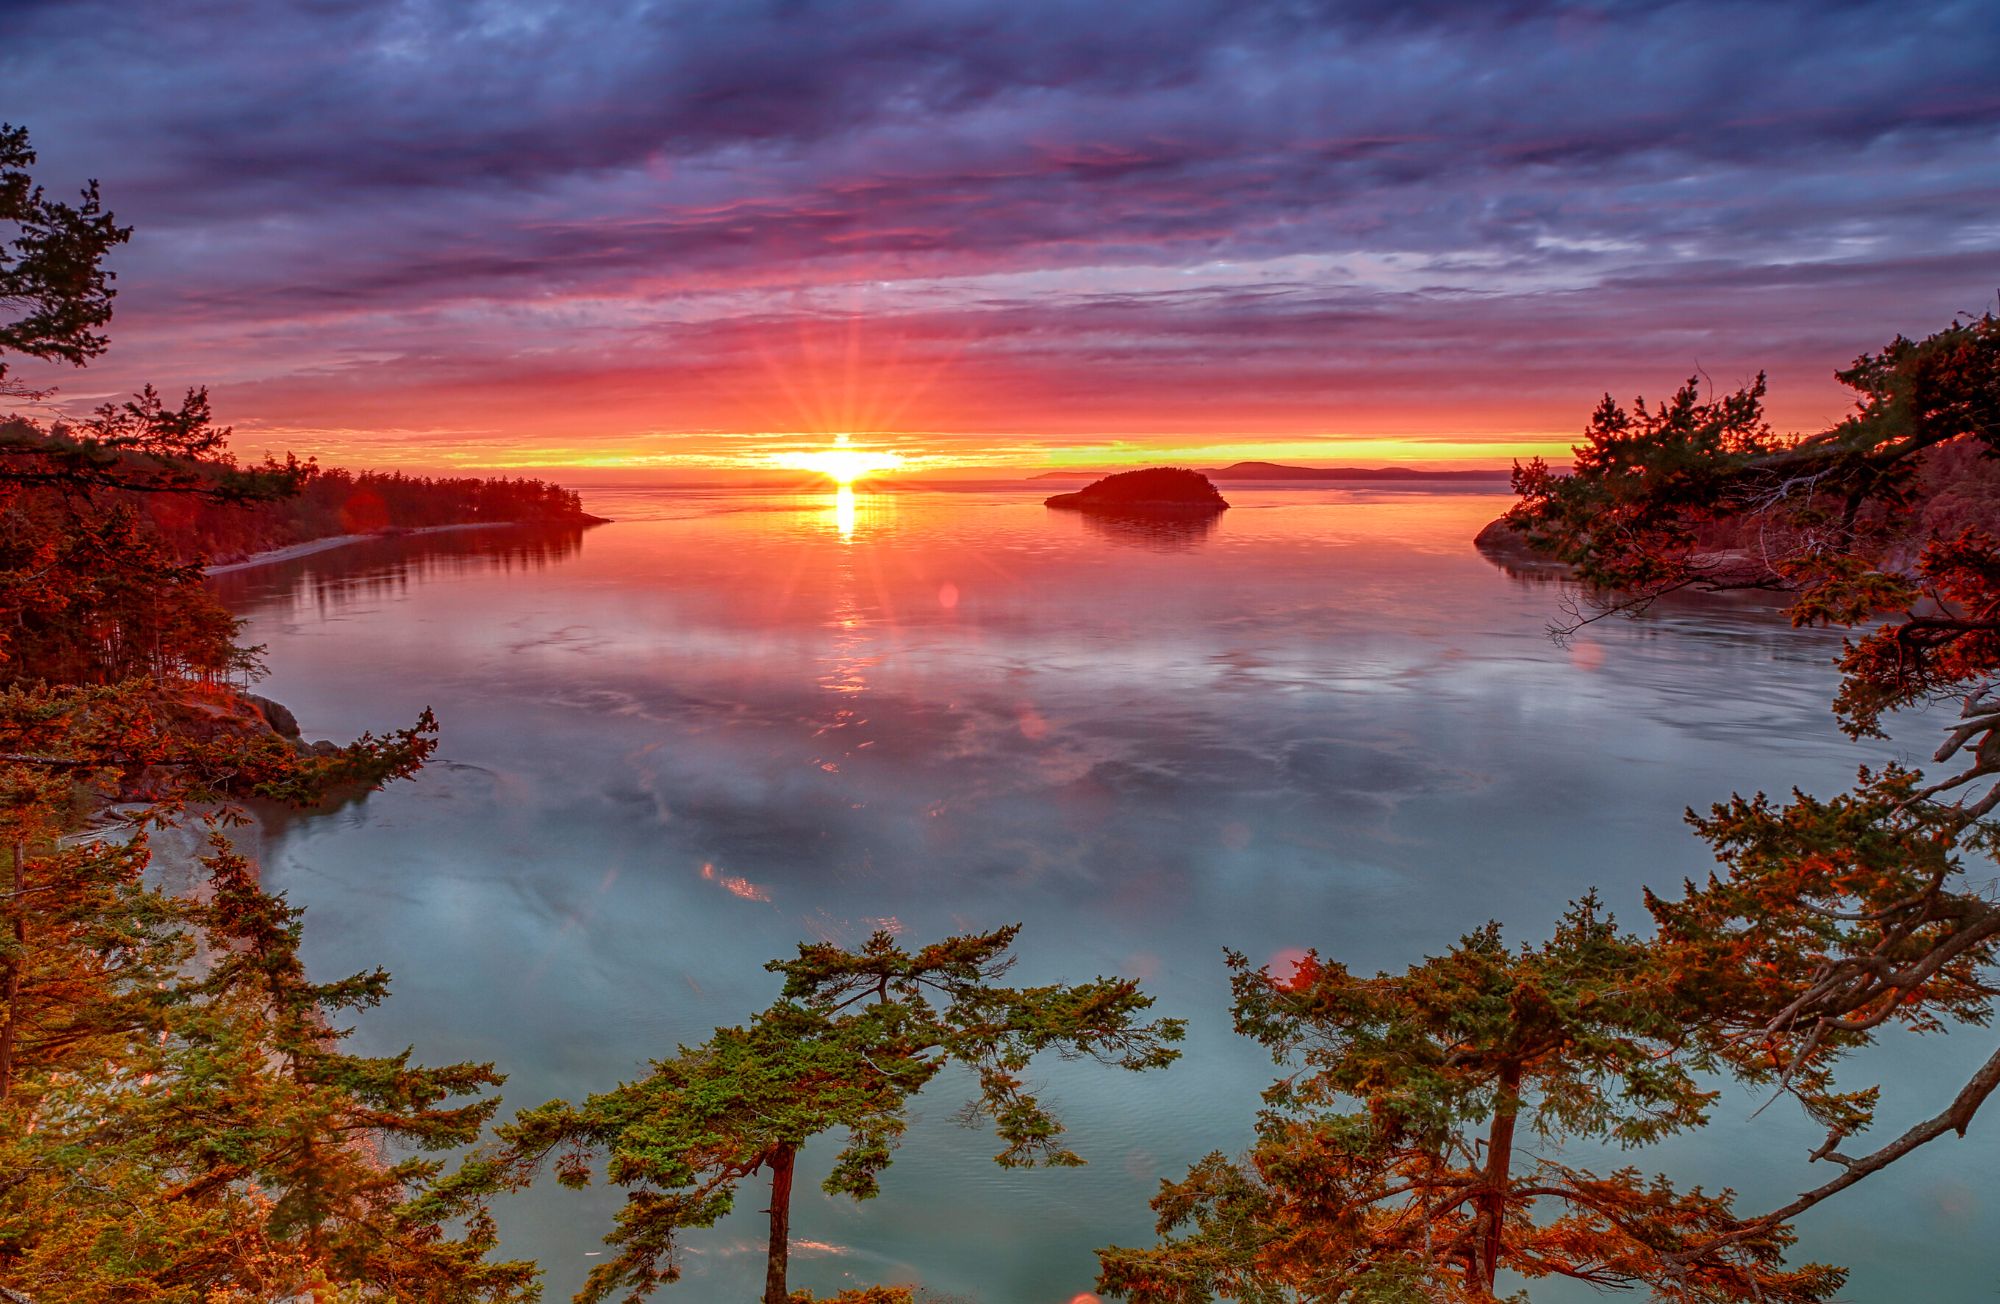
[1472,1060,1523,1298]
[762,1143,798,1304]
[0,840,24,1103]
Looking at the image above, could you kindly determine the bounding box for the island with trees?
[1043,466,1229,515]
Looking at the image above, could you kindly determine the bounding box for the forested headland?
[1478,386,2000,578]
[3,408,604,570]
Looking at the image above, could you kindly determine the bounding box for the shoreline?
[203,521,532,575]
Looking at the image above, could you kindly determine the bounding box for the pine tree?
[500,926,1183,1304]
[1497,310,2000,1254]
[0,120,532,1300]
[1096,898,1840,1302]
[0,839,535,1302]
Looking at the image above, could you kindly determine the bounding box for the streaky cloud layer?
[4,0,1995,468]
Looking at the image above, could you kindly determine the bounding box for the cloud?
[5,0,1995,463]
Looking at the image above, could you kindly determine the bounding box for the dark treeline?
[160,461,603,565]
[0,408,601,682]
[0,408,604,566]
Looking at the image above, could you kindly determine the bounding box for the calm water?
[211,485,1995,1302]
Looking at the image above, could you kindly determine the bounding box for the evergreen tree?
[0,120,534,1301]
[0,122,127,397]
[0,839,536,1302]
[1498,310,2000,1256]
[500,926,1183,1304]
[1096,899,1839,1303]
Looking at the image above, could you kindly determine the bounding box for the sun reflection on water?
[833,484,857,539]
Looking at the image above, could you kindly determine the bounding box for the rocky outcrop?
[1471,513,1576,580]
[246,692,300,738]
[1472,514,1539,558]
[173,690,321,752]
[85,689,346,805]
[1474,514,1783,588]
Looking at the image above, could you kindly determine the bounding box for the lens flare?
[775,433,904,485]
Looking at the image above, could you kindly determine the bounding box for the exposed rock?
[246,692,301,738]
[1472,514,1538,557]
[1474,515,1788,588]
[1472,514,1575,580]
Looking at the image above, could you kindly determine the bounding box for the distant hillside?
[1203,461,1511,481]
[1032,462,1512,482]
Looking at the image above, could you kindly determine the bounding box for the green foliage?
[0,675,515,1301]
[1506,372,1789,600]
[0,836,535,1302]
[1495,308,2000,1270]
[0,121,531,1300]
[500,926,1183,1303]
[1508,313,2000,690]
[1097,899,1839,1303]
[0,660,514,1302]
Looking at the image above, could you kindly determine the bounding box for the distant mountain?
[1201,461,1512,481]
[1031,462,1511,482]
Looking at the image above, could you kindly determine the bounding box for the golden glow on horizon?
[772,433,908,484]
[256,426,1578,477]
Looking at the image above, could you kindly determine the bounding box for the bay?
[210,485,1994,1302]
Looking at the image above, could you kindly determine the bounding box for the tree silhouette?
[0,122,127,396]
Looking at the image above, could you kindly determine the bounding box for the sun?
[776,433,904,485]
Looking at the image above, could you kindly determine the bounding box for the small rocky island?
[1044,466,1229,515]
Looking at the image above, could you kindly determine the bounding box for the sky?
[4,0,1997,475]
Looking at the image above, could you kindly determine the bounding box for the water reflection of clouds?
[225,488,1952,1301]
[542,658,1490,923]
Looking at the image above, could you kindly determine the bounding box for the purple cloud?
[3,0,1995,464]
